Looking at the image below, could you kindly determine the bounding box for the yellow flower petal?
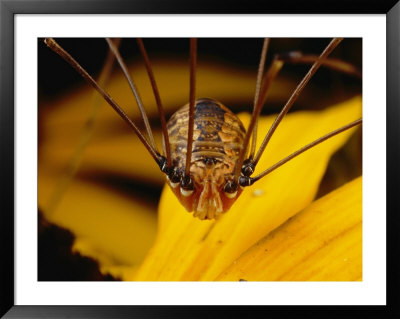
[41,60,272,130]
[215,176,362,281]
[40,129,166,186]
[39,172,157,278]
[134,96,361,281]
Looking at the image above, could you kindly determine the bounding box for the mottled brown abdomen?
[165,98,246,219]
[167,98,246,173]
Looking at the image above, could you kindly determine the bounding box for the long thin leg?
[44,38,161,166]
[244,47,360,177]
[247,47,361,166]
[182,38,197,189]
[137,38,172,169]
[233,56,284,180]
[252,38,343,169]
[46,38,121,217]
[105,38,157,153]
[279,52,362,78]
[249,38,270,160]
[240,118,362,186]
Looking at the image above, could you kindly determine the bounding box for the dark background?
[39,37,362,110]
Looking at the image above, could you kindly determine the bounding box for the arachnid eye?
[204,157,217,166]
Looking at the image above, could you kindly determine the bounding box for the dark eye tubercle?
[204,157,217,166]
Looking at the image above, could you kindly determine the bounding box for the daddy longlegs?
[41,38,362,221]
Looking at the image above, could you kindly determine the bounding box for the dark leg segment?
[181,38,197,190]
[137,38,172,169]
[44,38,161,166]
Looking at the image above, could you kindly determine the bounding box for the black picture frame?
[1,0,398,318]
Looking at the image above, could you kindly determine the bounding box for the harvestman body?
[166,98,246,219]
[44,38,362,220]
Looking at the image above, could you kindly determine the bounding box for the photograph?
[37,37,362,282]
[1,0,396,315]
